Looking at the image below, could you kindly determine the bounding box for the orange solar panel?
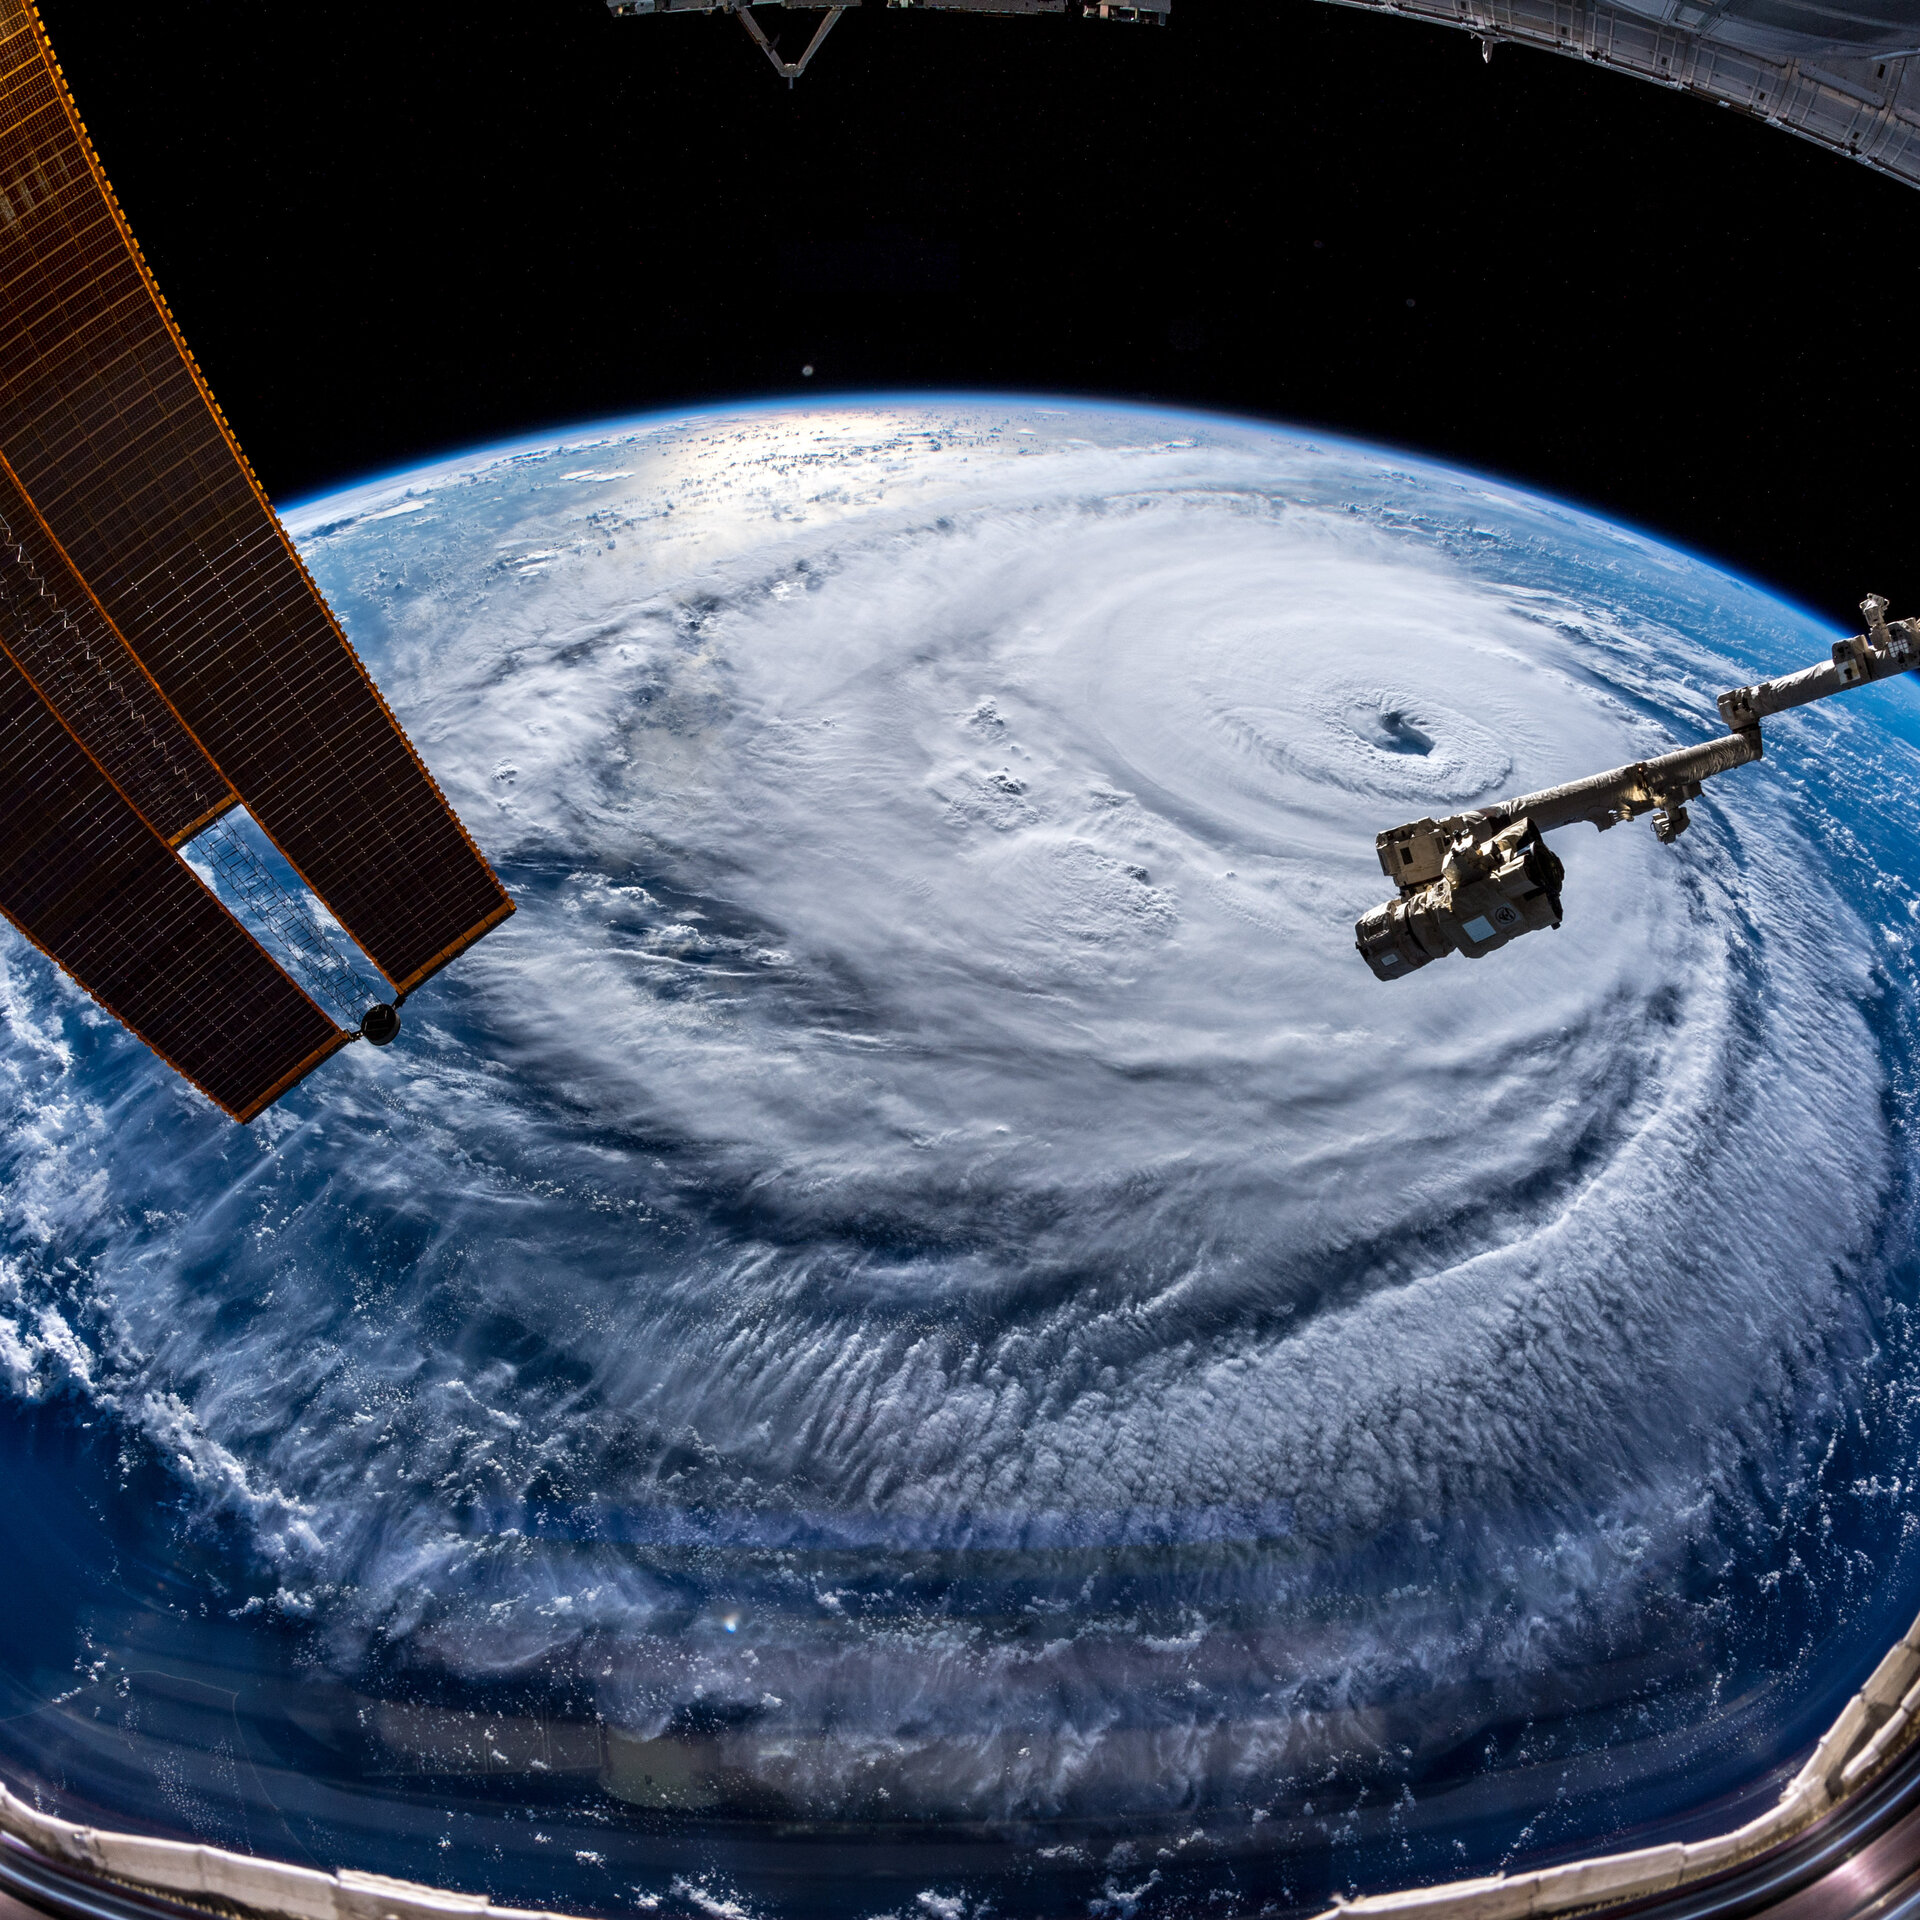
[0,445,233,846]
[0,0,512,996]
[0,619,348,1124]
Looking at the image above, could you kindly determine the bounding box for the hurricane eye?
[1376,710,1436,756]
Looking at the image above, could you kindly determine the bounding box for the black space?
[34,0,1920,621]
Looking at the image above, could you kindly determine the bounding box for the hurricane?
[3,400,1918,1919]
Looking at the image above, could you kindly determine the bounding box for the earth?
[2,398,1919,1920]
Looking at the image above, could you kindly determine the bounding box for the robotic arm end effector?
[1356,816,1565,981]
[1355,729,1760,982]
[1719,594,1918,728]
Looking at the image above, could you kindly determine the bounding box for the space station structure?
[1355,595,1919,979]
[1311,0,1920,190]
[0,0,513,1120]
[606,0,1919,189]
[605,0,1166,84]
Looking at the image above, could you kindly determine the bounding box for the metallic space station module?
[1319,0,1920,192]
[0,0,513,1120]
[1355,596,1920,980]
[611,0,1920,199]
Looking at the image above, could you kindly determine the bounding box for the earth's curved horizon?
[2,395,1918,1920]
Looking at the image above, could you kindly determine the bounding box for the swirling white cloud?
[1,403,1915,1834]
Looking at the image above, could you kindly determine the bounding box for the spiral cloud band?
[2,403,1917,1909]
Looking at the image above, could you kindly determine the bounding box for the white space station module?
[1355,596,1920,980]
[605,0,1920,194]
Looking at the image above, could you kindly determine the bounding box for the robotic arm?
[1354,595,1920,980]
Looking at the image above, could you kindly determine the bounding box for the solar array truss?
[606,0,1167,83]
[0,0,514,1121]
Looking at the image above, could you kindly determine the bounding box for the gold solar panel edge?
[396,892,520,999]
[165,793,241,849]
[229,1025,355,1124]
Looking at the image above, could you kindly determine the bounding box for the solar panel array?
[0,449,233,846]
[0,614,347,1123]
[0,0,513,1117]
